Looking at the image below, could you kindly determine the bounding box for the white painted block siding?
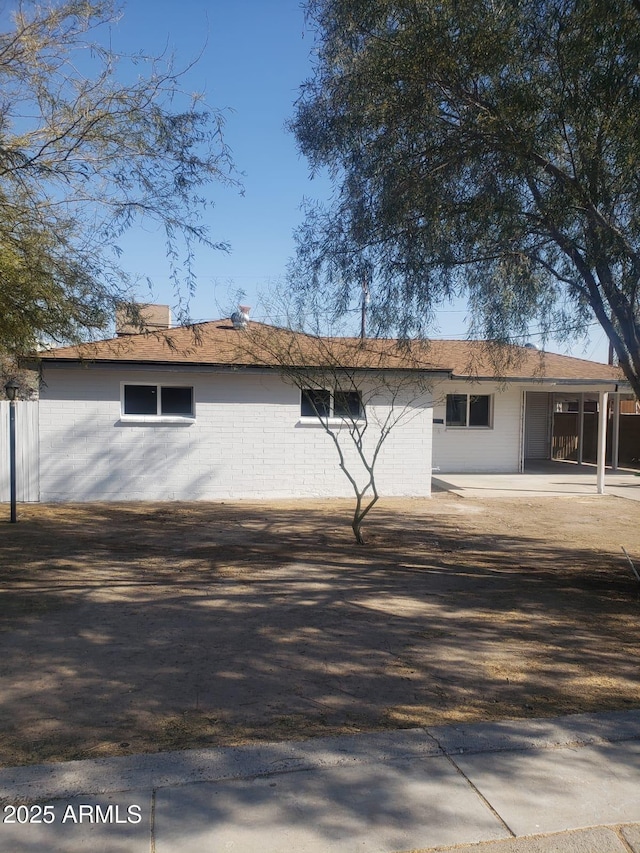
[431,382,523,473]
[38,366,433,502]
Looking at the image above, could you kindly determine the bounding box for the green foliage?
[292,0,640,393]
[0,0,237,356]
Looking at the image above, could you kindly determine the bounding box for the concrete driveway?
[433,460,640,500]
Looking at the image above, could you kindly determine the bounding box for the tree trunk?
[352,516,366,545]
[351,492,379,545]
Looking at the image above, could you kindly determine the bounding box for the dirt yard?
[0,493,639,767]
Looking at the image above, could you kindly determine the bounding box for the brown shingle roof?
[37,319,628,383]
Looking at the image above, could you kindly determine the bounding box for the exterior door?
[525,392,551,459]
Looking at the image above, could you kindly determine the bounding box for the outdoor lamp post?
[5,381,19,523]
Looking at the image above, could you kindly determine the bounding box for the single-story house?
[21,310,630,503]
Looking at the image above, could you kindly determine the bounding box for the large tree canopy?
[0,0,236,358]
[292,0,640,395]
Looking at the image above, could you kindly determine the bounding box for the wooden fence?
[553,412,640,466]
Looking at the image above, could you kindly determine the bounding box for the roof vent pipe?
[231,305,251,329]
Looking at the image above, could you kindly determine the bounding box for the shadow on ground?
[0,495,639,766]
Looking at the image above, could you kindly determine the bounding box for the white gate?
[0,401,39,502]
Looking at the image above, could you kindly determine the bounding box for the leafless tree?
[235,317,434,544]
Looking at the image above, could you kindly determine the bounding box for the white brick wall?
[39,366,433,501]
[431,381,523,473]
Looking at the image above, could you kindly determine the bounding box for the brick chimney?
[115,304,172,336]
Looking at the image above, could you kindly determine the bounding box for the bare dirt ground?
[0,492,639,767]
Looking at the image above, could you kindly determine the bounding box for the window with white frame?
[446,393,492,428]
[300,388,364,419]
[122,384,194,419]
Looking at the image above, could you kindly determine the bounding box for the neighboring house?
[27,315,629,503]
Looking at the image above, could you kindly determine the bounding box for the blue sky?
[112,1,609,362]
[113,1,324,322]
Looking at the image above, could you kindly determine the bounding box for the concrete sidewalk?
[0,710,639,852]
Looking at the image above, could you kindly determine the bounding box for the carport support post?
[596,390,608,494]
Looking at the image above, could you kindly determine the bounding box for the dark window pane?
[161,386,193,416]
[301,389,330,418]
[334,390,363,418]
[446,394,467,426]
[124,384,157,415]
[469,395,490,426]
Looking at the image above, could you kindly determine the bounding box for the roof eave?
[37,357,627,386]
[449,374,629,387]
[39,357,453,375]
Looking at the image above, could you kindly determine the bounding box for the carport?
[429,345,632,494]
[523,388,633,494]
